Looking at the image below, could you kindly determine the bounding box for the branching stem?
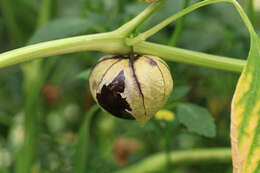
[127,0,229,46]
[0,0,254,73]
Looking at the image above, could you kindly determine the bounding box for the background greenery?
[0,0,259,172]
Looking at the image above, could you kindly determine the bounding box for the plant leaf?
[27,18,92,45]
[176,103,216,138]
[231,32,260,173]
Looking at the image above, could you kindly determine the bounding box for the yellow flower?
[155,109,175,122]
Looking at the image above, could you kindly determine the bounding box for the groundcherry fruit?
[89,55,173,125]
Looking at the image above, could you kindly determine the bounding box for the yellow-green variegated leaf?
[231,33,260,173]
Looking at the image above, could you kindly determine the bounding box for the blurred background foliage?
[0,0,259,173]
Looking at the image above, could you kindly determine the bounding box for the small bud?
[89,55,173,125]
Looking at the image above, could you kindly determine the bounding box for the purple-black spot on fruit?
[96,70,134,120]
[145,56,157,66]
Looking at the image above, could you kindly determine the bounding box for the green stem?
[128,0,257,45]
[162,127,171,171]
[168,0,190,46]
[115,0,167,36]
[127,0,228,45]
[15,64,43,173]
[135,41,245,72]
[115,148,231,173]
[0,0,24,44]
[74,105,99,173]
[37,0,52,27]
[248,0,255,26]
[0,32,130,69]
[0,0,251,73]
[0,33,246,72]
[15,2,53,173]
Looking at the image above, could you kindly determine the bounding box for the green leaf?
[231,32,260,173]
[27,17,91,45]
[75,69,91,80]
[176,103,216,138]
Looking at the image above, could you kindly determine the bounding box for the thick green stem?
[0,0,166,68]
[135,41,245,72]
[0,32,130,69]
[0,32,246,72]
[115,148,231,173]
[0,0,251,73]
